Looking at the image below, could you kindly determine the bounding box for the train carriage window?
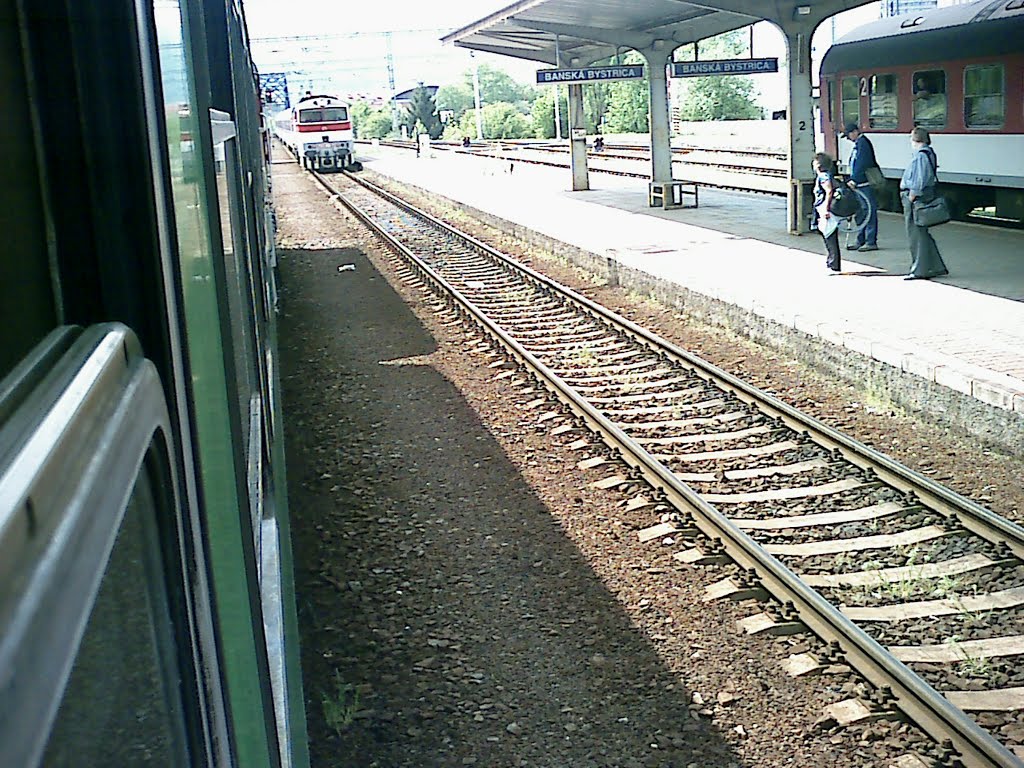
[298,107,347,123]
[42,470,188,767]
[913,70,947,128]
[869,74,899,129]
[964,64,1004,129]
[841,77,860,128]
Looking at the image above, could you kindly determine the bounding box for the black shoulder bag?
[912,150,951,227]
[862,137,887,193]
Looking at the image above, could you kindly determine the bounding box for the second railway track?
[313,166,1024,768]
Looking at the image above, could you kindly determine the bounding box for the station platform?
[352,143,1024,451]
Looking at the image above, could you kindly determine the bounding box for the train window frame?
[297,107,348,124]
[868,73,899,130]
[912,69,947,129]
[0,325,204,767]
[963,63,1005,130]
[841,76,860,130]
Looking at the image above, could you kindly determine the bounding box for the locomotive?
[820,0,1024,221]
[273,94,360,171]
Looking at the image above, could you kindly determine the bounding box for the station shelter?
[442,0,877,234]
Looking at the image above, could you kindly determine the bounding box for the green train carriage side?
[0,1,308,766]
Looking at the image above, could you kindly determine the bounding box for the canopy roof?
[442,0,873,66]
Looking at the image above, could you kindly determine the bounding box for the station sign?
[670,57,779,78]
[536,65,644,84]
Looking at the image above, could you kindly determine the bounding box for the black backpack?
[830,185,860,218]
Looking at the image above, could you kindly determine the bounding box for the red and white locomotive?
[273,93,358,172]
[820,1,1024,221]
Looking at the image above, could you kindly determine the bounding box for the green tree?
[603,51,649,133]
[350,101,393,139]
[482,103,531,138]
[530,88,568,138]
[404,84,443,139]
[584,82,610,133]
[673,29,762,121]
[455,103,531,139]
[676,77,762,121]
[436,82,474,118]
[471,63,535,107]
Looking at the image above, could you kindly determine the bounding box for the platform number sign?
[259,72,290,109]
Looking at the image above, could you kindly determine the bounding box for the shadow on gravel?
[278,245,747,768]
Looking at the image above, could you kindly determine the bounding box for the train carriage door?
[839,76,862,166]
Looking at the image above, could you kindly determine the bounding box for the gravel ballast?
[274,157,1022,768]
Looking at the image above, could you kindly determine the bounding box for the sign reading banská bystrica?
[671,58,779,77]
[536,65,645,84]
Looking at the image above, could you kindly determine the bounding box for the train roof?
[820,0,1024,76]
[294,94,348,107]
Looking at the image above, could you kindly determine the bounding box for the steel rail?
[358,139,788,194]
[341,171,1024,563]
[314,168,1024,768]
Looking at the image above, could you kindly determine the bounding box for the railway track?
[362,139,788,195]
[314,167,1024,768]
[506,142,788,177]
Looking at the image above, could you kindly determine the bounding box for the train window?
[298,107,348,123]
[41,471,188,767]
[913,70,946,128]
[869,74,899,129]
[841,77,860,128]
[964,64,1005,129]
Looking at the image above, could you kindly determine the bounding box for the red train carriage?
[820,1,1024,221]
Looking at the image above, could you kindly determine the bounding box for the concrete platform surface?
[349,144,1024,438]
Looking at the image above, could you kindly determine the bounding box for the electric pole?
[386,31,399,134]
[471,52,483,140]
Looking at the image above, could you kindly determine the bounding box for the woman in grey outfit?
[900,127,948,280]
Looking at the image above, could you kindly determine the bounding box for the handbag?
[865,165,886,193]
[815,203,838,238]
[913,196,951,227]
[912,149,950,227]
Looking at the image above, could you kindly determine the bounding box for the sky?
[240,0,883,108]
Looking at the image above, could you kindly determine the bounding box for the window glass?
[42,473,187,766]
[913,70,946,128]
[841,77,860,128]
[298,107,347,123]
[964,64,1004,128]
[869,74,898,129]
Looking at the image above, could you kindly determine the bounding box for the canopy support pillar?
[567,83,590,190]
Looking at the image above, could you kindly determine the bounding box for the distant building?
[881,0,971,16]
[881,0,937,15]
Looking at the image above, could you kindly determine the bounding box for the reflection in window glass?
[964,64,1004,128]
[869,74,898,129]
[42,473,185,767]
[913,69,946,128]
[841,77,860,128]
[215,135,259,453]
[298,107,348,123]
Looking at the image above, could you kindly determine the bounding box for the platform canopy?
[442,0,872,65]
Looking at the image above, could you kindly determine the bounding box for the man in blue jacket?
[842,121,879,251]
